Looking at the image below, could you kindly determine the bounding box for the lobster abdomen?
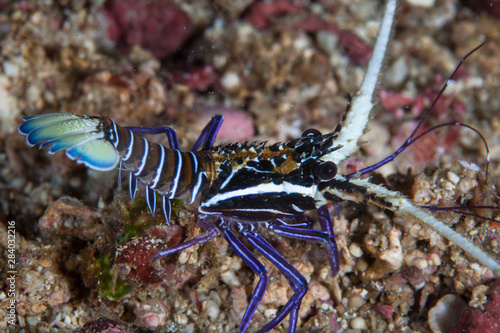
[18,113,210,204]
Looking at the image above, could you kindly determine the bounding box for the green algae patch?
[98,254,132,301]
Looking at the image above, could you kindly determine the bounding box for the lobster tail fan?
[18,113,120,171]
[18,113,82,136]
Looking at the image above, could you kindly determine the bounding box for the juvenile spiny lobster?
[18,0,500,331]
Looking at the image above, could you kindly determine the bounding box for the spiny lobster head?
[289,129,352,208]
[201,129,345,220]
[287,129,341,182]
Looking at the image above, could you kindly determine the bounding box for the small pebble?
[174,314,188,325]
[406,0,436,7]
[349,243,364,258]
[348,293,366,310]
[355,258,369,272]
[264,308,277,317]
[350,317,367,330]
[204,299,220,321]
[447,171,460,185]
[221,71,241,92]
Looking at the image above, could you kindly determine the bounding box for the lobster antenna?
[348,42,488,179]
[322,0,397,165]
[347,120,491,182]
[423,206,500,223]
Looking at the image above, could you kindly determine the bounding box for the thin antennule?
[346,121,491,181]
[413,122,491,183]
[347,42,488,179]
[423,206,500,223]
[407,42,486,142]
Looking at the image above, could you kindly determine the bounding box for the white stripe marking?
[123,129,134,161]
[291,204,305,213]
[190,171,205,204]
[151,144,165,189]
[200,207,295,216]
[189,151,198,172]
[202,182,313,207]
[134,137,149,176]
[219,169,236,189]
[169,150,182,199]
[112,121,119,147]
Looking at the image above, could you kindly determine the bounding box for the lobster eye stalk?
[301,128,322,137]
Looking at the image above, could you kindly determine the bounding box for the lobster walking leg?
[268,217,340,276]
[274,217,312,229]
[191,115,224,150]
[317,206,340,276]
[125,115,223,150]
[221,226,269,333]
[126,125,180,148]
[243,232,308,333]
[151,215,219,261]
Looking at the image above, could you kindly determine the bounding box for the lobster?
[17,0,500,331]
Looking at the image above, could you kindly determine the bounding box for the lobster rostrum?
[17,0,500,332]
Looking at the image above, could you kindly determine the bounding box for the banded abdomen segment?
[18,113,210,208]
[108,120,209,203]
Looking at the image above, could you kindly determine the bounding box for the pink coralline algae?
[171,65,219,91]
[294,15,373,64]
[389,120,460,173]
[208,108,255,142]
[103,0,192,59]
[115,227,183,284]
[375,304,395,321]
[246,0,302,29]
[380,80,467,171]
[379,89,466,120]
[451,280,500,333]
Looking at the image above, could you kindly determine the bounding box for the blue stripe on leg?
[243,232,308,333]
[269,214,340,276]
[221,226,268,333]
[151,215,218,261]
[318,206,340,276]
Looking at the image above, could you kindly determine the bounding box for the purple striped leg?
[151,215,218,261]
[191,115,224,150]
[317,206,340,276]
[242,231,308,333]
[220,226,269,333]
[271,209,340,277]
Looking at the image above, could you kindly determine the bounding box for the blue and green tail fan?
[18,113,120,171]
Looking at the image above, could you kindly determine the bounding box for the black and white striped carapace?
[18,112,357,221]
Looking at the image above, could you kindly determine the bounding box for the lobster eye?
[301,128,322,137]
[314,161,337,181]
